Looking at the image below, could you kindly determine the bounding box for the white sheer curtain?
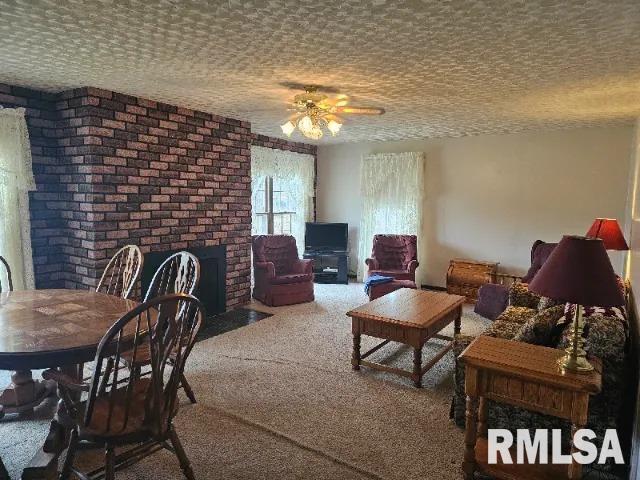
[0,107,36,290]
[357,152,426,283]
[250,146,315,254]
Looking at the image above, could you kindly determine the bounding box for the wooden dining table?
[0,289,140,479]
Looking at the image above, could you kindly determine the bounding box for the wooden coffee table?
[347,288,465,387]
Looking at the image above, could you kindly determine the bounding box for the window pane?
[253,213,268,235]
[254,189,266,213]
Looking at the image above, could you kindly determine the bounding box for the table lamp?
[528,235,624,373]
[586,218,629,250]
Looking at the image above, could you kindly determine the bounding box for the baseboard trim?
[421,284,447,291]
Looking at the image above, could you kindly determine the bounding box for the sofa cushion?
[514,305,565,346]
[474,283,509,320]
[270,273,314,285]
[484,321,523,340]
[537,296,564,311]
[508,282,540,309]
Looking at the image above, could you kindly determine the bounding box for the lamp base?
[557,353,594,373]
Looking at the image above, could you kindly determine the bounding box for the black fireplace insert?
[140,245,226,316]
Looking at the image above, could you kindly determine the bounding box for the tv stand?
[303,250,348,284]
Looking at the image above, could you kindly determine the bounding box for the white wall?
[624,119,640,480]
[317,126,634,286]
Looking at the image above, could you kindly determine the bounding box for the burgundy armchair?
[252,235,314,307]
[365,234,419,281]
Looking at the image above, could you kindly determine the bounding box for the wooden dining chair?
[96,245,144,299]
[123,251,201,403]
[43,294,203,480]
[143,251,200,301]
[0,406,8,480]
[0,255,13,293]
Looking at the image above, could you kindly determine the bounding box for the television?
[305,222,348,252]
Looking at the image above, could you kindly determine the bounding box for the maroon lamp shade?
[528,235,624,307]
[586,218,629,250]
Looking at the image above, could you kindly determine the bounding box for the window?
[357,152,425,283]
[253,177,296,236]
[0,107,36,290]
[250,146,315,255]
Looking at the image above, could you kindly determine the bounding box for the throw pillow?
[474,284,509,320]
[557,313,627,361]
[514,305,565,346]
[508,282,541,309]
[563,303,627,324]
[495,306,537,325]
[484,321,523,340]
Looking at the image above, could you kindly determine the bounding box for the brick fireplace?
[53,87,253,308]
[0,83,317,309]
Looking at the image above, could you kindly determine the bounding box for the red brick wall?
[1,84,253,308]
[1,83,317,309]
[56,87,253,308]
[250,133,317,157]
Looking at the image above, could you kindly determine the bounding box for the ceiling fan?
[280,85,385,140]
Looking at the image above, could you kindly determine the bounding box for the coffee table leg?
[412,346,422,388]
[352,333,361,370]
[454,305,462,335]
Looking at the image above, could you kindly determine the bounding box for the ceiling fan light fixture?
[305,124,323,140]
[297,115,314,133]
[280,121,295,137]
[279,85,383,140]
[326,119,342,136]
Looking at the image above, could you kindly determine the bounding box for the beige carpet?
[0,284,490,480]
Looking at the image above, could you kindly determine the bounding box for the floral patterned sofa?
[452,281,630,457]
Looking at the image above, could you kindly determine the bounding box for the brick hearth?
[0,83,317,309]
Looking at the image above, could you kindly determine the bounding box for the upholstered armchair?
[365,234,419,281]
[252,235,314,307]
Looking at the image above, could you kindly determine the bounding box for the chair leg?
[169,425,195,480]
[180,374,197,404]
[105,445,115,480]
[59,428,79,480]
[98,358,114,395]
[0,457,8,480]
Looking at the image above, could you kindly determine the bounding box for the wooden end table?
[346,288,465,388]
[459,335,602,480]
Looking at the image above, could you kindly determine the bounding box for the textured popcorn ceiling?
[1,0,639,144]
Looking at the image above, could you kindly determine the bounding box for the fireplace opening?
[140,245,227,316]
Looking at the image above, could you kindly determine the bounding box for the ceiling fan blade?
[278,82,341,94]
[321,94,350,108]
[323,113,344,123]
[335,106,385,115]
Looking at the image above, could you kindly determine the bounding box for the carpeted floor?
[0,283,490,480]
